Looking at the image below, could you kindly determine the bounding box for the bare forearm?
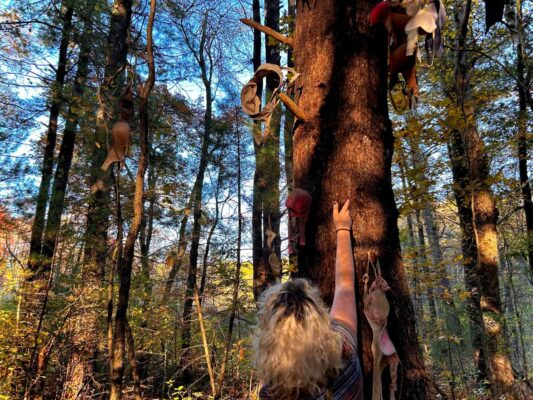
[330,229,357,332]
[335,230,355,291]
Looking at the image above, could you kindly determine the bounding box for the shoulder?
[331,318,358,352]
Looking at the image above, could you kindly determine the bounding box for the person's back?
[254,200,363,400]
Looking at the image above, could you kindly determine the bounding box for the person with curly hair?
[254,200,363,399]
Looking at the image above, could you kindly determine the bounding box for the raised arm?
[329,199,357,334]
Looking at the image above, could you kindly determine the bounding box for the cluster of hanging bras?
[370,0,447,112]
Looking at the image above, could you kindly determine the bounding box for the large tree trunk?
[451,1,516,396]
[292,1,430,398]
[109,1,156,398]
[447,135,488,382]
[27,2,73,273]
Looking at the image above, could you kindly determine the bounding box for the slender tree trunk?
[125,320,142,400]
[56,3,101,396]
[109,1,156,397]
[179,104,211,380]
[397,149,423,324]
[251,0,268,301]
[215,128,243,399]
[414,209,437,322]
[180,14,213,379]
[405,133,438,322]
[199,167,223,300]
[515,0,533,280]
[139,163,156,316]
[292,1,430,397]
[27,2,74,273]
[283,0,296,193]
[260,0,281,278]
[451,1,515,396]
[21,6,74,394]
[21,6,76,398]
[163,190,193,302]
[422,207,460,326]
[501,237,529,379]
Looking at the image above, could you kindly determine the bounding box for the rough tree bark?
[109,0,156,398]
[447,135,488,381]
[292,1,430,397]
[450,0,516,397]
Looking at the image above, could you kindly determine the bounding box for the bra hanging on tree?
[241,63,303,144]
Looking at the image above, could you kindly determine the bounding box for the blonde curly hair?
[253,279,343,398]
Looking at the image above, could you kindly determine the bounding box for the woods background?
[0,0,532,399]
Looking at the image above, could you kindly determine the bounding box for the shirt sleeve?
[331,318,358,352]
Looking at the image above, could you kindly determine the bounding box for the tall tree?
[26,1,74,273]
[292,1,430,397]
[84,0,133,280]
[283,0,296,192]
[51,1,100,396]
[251,0,269,301]
[20,3,76,397]
[449,0,516,396]
[514,0,533,280]
[259,0,281,279]
[178,9,217,380]
[76,0,133,396]
[109,0,156,397]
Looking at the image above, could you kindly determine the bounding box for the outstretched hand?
[333,199,351,231]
